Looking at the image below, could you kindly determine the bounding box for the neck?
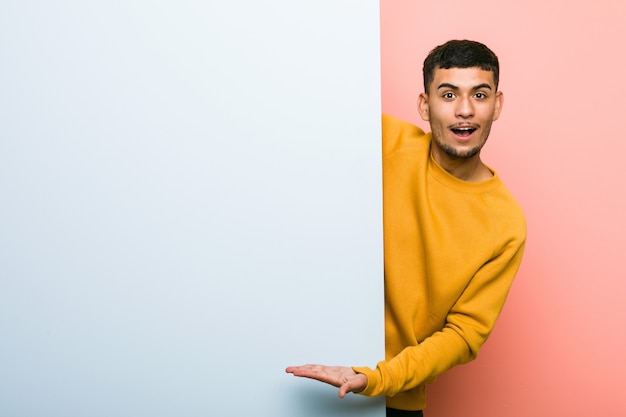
[431,149,493,182]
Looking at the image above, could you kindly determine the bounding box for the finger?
[338,382,351,398]
[286,364,314,374]
[290,368,327,380]
[286,364,320,372]
[288,365,325,376]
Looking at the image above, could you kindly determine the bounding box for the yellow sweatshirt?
[353,115,526,411]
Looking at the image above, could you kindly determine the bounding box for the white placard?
[0,1,383,416]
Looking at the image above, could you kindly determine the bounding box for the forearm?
[353,323,474,397]
[355,242,526,398]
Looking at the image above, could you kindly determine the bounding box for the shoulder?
[486,179,527,242]
[382,114,430,158]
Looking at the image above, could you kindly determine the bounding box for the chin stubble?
[434,139,483,159]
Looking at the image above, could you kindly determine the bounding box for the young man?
[286,40,526,416]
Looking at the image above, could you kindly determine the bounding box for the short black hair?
[423,40,500,92]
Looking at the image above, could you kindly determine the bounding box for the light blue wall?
[0,1,384,416]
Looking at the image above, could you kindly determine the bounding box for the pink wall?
[380,1,626,415]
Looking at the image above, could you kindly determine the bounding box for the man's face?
[418,67,503,163]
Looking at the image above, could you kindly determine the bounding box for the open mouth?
[450,127,477,138]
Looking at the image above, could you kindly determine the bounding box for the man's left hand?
[285,364,367,398]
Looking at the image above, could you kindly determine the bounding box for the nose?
[455,96,474,119]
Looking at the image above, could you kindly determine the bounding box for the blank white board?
[0,1,384,416]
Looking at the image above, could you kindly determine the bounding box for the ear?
[417,92,430,122]
[492,90,504,121]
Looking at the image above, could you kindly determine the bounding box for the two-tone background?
[2,1,624,416]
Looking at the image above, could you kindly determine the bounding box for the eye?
[443,92,455,100]
[474,92,487,99]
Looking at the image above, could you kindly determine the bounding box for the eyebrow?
[437,82,493,91]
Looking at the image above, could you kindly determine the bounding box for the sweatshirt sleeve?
[353,228,526,397]
[381,114,426,158]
